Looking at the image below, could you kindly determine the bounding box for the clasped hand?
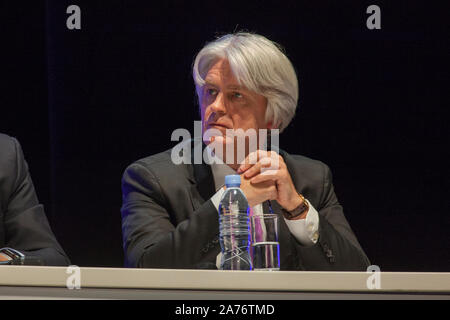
[236,150,302,212]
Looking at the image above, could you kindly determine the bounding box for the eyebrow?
[204,81,244,90]
[203,81,217,87]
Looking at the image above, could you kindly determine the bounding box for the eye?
[206,88,217,96]
[232,92,243,99]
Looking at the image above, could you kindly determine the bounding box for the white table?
[0,266,449,299]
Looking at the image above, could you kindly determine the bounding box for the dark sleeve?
[121,163,220,269]
[294,163,371,271]
[3,138,70,266]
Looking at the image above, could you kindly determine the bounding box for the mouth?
[207,123,231,130]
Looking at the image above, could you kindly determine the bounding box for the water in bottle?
[218,175,252,270]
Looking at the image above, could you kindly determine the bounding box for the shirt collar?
[204,145,237,191]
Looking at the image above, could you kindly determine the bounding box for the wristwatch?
[282,193,309,220]
[0,247,25,265]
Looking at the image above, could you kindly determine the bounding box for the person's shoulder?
[123,148,190,179]
[0,133,22,163]
[281,150,331,184]
[0,134,24,185]
[283,151,328,171]
[0,133,18,152]
[134,148,173,167]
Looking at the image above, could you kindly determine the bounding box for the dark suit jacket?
[121,146,370,270]
[0,133,70,266]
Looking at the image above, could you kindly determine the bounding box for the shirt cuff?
[283,200,320,246]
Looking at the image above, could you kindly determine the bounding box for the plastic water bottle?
[218,175,252,270]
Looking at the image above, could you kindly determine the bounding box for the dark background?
[1,0,448,270]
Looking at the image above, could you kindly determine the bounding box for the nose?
[210,92,226,114]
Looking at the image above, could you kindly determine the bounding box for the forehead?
[204,59,240,86]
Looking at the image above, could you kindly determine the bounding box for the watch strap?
[282,194,309,220]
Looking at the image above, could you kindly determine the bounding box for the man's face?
[200,59,269,142]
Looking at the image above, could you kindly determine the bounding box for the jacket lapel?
[187,145,216,211]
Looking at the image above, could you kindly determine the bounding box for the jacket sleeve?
[293,163,371,271]
[121,163,220,269]
[3,138,70,266]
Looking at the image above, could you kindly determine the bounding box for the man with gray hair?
[121,32,370,270]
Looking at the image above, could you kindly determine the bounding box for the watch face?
[0,248,24,262]
[0,252,12,262]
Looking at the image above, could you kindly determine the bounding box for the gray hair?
[192,32,299,132]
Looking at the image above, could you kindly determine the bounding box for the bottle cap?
[224,174,241,187]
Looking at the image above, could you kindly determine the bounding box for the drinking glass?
[250,214,280,271]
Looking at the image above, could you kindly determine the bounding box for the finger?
[250,170,280,184]
[245,153,282,178]
[243,157,273,179]
[238,150,270,173]
[237,150,260,173]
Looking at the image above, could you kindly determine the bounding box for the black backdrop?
[1,0,449,270]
